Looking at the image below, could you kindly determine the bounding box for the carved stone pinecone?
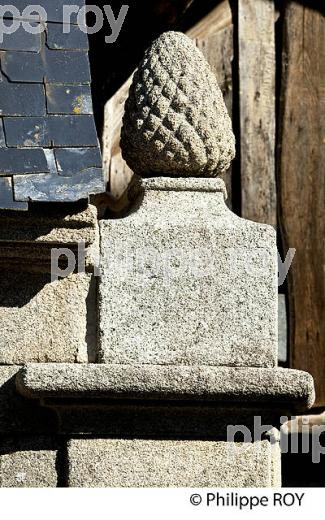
[121,31,235,178]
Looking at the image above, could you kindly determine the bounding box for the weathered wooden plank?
[278,2,325,406]
[187,1,232,38]
[102,76,133,203]
[238,0,276,226]
[278,294,288,363]
[103,1,234,210]
[189,1,234,205]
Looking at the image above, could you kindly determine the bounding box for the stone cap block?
[99,177,278,368]
[16,364,315,412]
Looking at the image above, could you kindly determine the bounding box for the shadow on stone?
[0,272,94,363]
[0,367,57,434]
[0,271,48,308]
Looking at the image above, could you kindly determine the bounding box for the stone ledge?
[142,177,228,196]
[16,364,315,411]
[0,203,99,272]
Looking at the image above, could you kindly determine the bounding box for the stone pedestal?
[83,175,312,487]
[99,178,277,367]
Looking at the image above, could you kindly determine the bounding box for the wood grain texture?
[189,1,234,205]
[239,0,276,226]
[102,76,133,202]
[278,2,325,406]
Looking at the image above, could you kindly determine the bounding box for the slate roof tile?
[0,83,46,116]
[0,0,104,210]
[55,148,102,176]
[48,115,99,147]
[45,84,93,115]
[1,0,85,24]
[0,50,44,82]
[0,148,49,174]
[47,22,89,51]
[0,21,42,52]
[14,168,105,202]
[0,177,28,210]
[3,117,50,147]
[44,49,91,84]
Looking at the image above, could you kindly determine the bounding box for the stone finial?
[121,31,235,178]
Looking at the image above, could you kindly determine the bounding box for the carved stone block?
[99,178,277,367]
[67,438,281,487]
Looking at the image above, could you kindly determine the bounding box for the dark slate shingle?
[0,21,42,52]
[47,22,89,51]
[44,49,91,84]
[0,177,28,210]
[48,115,99,147]
[0,83,46,116]
[45,84,93,115]
[0,50,44,82]
[54,147,102,176]
[3,117,50,147]
[0,148,49,174]
[14,168,105,202]
[3,115,99,148]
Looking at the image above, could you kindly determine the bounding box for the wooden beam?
[189,1,234,205]
[238,0,276,226]
[278,2,325,406]
[187,1,232,38]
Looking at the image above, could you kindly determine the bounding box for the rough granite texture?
[0,272,96,364]
[67,438,280,487]
[0,204,99,272]
[99,178,278,367]
[0,204,98,244]
[16,364,315,411]
[0,437,58,488]
[121,31,235,177]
